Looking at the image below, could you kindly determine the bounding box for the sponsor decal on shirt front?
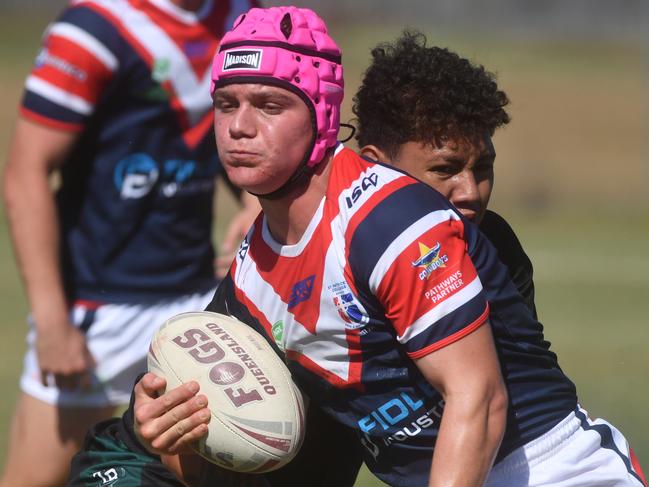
[358,392,445,462]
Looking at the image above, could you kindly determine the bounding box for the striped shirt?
[209,145,578,486]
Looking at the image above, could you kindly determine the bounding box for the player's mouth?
[226,150,260,166]
[458,209,477,221]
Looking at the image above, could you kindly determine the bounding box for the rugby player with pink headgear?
[70,6,646,487]
[130,8,507,485]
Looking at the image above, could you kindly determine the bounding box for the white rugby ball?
[147,311,305,473]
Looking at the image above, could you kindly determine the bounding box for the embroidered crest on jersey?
[222,49,263,71]
[412,241,448,280]
[288,275,316,309]
[271,320,284,351]
[152,58,171,82]
[328,281,369,329]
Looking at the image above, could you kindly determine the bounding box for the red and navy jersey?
[208,145,577,486]
[20,0,256,302]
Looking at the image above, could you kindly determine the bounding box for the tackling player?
[1,1,258,485]
[75,6,647,487]
[353,31,538,317]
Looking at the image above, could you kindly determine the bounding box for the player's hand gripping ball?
[147,311,306,473]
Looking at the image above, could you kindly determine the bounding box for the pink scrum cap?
[211,6,344,168]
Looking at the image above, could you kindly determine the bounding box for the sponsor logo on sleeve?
[345,172,379,209]
[411,241,448,280]
[35,48,87,81]
[424,270,464,303]
[222,49,263,71]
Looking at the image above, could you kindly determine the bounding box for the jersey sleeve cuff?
[20,107,85,132]
[407,303,490,360]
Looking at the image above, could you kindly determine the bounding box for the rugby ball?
[147,311,305,473]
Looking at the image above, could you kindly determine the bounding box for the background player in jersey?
[0,0,259,485]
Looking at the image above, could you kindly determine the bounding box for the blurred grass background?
[1,4,648,486]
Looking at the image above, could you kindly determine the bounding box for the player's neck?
[260,156,333,246]
[169,0,205,11]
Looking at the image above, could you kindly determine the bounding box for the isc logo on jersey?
[344,172,379,209]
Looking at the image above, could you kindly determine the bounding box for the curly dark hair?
[352,31,510,158]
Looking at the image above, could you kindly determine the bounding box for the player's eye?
[213,98,237,113]
[430,165,457,177]
[475,163,494,175]
[261,103,283,115]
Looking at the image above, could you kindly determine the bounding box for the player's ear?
[359,144,391,164]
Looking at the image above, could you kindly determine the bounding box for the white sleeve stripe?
[26,76,94,115]
[397,275,483,344]
[48,22,119,71]
[368,209,460,292]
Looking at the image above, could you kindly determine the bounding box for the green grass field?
[1,10,648,487]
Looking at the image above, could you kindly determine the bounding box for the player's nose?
[229,105,257,139]
[450,171,482,220]
[454,171,480,202]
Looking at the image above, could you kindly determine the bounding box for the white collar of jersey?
[147,0,214,23]
[260,142,342,256]
[261,197,326,258]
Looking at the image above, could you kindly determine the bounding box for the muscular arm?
[3,117,94,389]
[414,321,508,487]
